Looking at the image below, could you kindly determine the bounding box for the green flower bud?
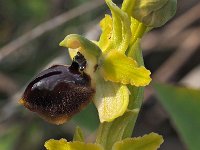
[131,0,177,27]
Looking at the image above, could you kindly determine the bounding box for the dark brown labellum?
[20,59,95,125]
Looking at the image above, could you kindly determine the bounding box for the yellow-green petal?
[94,76,129,122]
[112,133,164,150]
[98,15,113,52]
[100,0,131,53]
[100,50,151,86]
[45,139,103,150]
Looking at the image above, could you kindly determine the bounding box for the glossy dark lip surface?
[20,64,95,125]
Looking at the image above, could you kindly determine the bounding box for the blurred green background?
[0,0,200,150]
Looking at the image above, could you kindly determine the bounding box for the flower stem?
[131,22,147,45]
[96,1,148,149]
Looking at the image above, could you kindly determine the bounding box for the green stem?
[96,110,139,150]
[131,22,147,45]
[124,40,145,136]
[96,41,145,150]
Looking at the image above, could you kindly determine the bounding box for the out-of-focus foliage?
[0,0,50,45]
[73,103,99,131]
[155,83,200,150]
[0,125,21,150]
[0,0,104,86]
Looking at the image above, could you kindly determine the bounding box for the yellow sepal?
[45,139,103,150]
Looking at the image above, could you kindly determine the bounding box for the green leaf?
[154,84,200,150]
[112,133,163,150]
[73,127,84,142]
[100,50,151,86]
[100,0,131,53]
[93,76,130,122]
[96,110,139,150]
[45,139,103,150]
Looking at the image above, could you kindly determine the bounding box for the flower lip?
[20,53,95,125]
